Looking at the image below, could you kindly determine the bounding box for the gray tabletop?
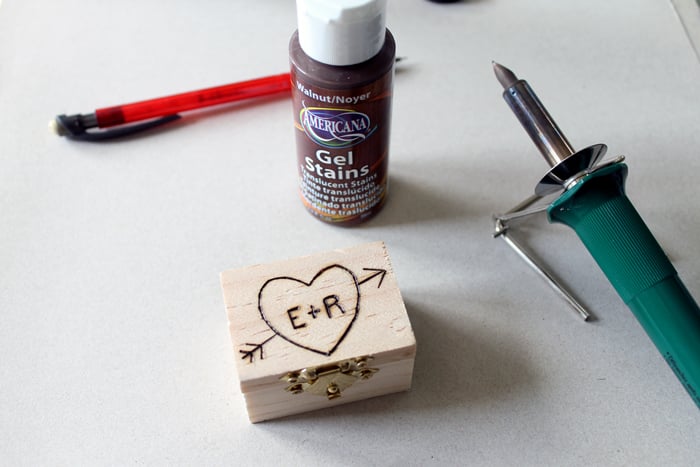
[1,0,699,465]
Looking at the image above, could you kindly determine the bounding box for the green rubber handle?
[548,163,700,408]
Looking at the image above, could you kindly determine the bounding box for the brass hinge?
[280,356,379,400]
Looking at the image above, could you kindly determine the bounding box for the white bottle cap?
[296,0,387,66]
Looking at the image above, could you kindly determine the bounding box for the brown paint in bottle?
[290,0,395,225]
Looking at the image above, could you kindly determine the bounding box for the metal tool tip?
[492,62,519,89]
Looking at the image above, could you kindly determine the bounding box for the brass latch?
[280,356,379,400]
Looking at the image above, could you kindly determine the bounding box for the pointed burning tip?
[492,61,519,89]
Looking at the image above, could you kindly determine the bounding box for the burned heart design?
[257,265,360,356]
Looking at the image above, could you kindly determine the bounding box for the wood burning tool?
[492,61,700,409]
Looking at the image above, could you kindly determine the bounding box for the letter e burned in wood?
[220,241,416,423]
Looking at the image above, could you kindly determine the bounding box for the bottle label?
[291,68,393,224]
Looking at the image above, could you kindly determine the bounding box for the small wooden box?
[220,241,416,423]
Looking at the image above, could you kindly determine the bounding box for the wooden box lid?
[220,241,416,422]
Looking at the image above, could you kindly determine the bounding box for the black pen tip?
[492,61,519,89]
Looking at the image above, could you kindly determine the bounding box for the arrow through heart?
[240,266,386,361]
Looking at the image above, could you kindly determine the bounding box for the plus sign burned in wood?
[220,241,416,423]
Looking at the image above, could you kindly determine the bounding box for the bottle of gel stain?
[290,0,395,225]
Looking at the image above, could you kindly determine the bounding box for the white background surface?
[1,0,699,465]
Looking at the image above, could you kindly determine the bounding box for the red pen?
[50,72,292,141]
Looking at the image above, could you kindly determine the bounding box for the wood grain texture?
[220,241,416,422]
